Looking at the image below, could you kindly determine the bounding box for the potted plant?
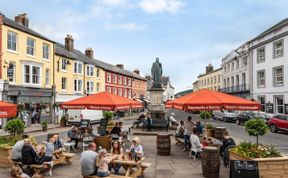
[41,121,48,132]
[199,111,212,119]
[103,111,114,133]
[229,118,288,177]
[0,118,25,168]
[60,115,68,127]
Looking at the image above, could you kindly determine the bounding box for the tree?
[245,118,269,146]
[4,118,25,137]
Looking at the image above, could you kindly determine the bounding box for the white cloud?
[104,22,146,31]
[101,0,127,6]
[139,0,186,14]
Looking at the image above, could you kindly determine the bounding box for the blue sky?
[1,0,288,92]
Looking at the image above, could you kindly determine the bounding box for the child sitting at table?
[96,149,116,177]
[126,137,143,160]
[202,137,209,147]
[109,141,123,174]
[53,135,63,150]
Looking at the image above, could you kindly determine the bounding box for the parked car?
[268,115,288,133]
[213,110,238,122]
[236,112,270,125]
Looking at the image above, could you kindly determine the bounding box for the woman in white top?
[190,128,202,159]
[126,137,143,160]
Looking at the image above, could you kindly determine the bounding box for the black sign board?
[80,119,90,128]
[7,68,14,77]
[285,104,288,115]
[230,160,259,178]
[266,103,274,113]
[98,118,108,136]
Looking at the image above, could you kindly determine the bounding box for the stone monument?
[148,58,166,127]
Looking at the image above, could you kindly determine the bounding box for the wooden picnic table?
[108,154,151,178]
[53,149,75,165]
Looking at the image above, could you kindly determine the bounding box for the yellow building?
[0,13,54,124]
[54,35,105,103]
[197,64,223,91]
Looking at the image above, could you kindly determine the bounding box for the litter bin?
[202,146,220,178]
[156,134,171,156]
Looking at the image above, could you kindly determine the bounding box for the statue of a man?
[151,58,162,88]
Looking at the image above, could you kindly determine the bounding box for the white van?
[213,110,238,122]
[67,109,103,125]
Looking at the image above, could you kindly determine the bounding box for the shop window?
[7,62,16,83]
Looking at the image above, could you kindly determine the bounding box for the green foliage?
[245,118,269,145]
[41,121,48,126]
[205,123,214,129]
[103,111,113,120]
[199,111,212,119]
[4,118,25,136]
[60,115,68,126]
[0,135,21,148]
[230,141,281,158]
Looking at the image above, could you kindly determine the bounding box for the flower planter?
[0,146,13,168]
[229,151,288,178]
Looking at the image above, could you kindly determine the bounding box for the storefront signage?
[7,68,14,77]
[18,96,51,104]
[266,103,273,113]
[230,160,259,178]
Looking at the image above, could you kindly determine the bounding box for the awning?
[0,101,17,118]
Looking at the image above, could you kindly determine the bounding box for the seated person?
[96,149,116,177]
[109,141,123,174]
[220,131,236,156]
[80,143,98,177]
[110,122,122,137]
[67,126,79,148]
[146,115,152,131]
[175,120,185,138]
[126,137,144,160]
[53,135,63,150]
[196,121,203,135]
[44,137,55,176]
[11,134,29,162]
[22,139,45,165]
[189,128,202,159]
[11,165,30,178]
[131,112,146,128]
[202,137,209,147]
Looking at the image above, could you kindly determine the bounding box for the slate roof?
[161,76,174,89]
[55,43,146,81]
[1,14,54,43]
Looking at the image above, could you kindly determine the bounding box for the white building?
[161,76,175,101]
[249,18,288,115]
[220,43,251,99]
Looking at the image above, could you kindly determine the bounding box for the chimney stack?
[15,13,29,27]
[65,34,74,52]
[206,64,214,73]
[85,47,94,58]
[116,64,124,69]
[133,69,140,75]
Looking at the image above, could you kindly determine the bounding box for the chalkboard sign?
[7,68,14,77]
[98,118,108,136]
[230,160,259,178]
[80,119,90,128]
[285,104,288,115]
[266,103,274,113]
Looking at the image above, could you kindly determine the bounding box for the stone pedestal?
[148,87,166,127]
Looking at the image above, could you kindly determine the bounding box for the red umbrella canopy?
[0,101,17,118]
[60,91,142,111]
[166,89,261,111]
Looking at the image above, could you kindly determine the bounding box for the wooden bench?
[175,137,184,146]
[140,162,152,175]
[53,152,75,165]
[21,164,48,176]
[85,174,132,178]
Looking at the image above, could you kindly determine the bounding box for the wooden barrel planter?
[94,135,112,150]
[230,151,288,178]
[156,134,171,156]
[201,146,220,178]
[0,146,13,168]
[214,127,226,140]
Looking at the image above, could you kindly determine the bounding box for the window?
[7,32,17,51]
[231,62,234,71]
[86,81,94,93]
[74,80,82,92]
[86,65,94,76]
[242,57,247,66]
[273,40,284,58]
[113,88,117,95]
[127,89,131,98]
[96,83,100,92]
[96,68,100,77]
[273,66,284,86]
[224,66,227,74]
[214,76,216,84]
[43,43,50,59]
[107,87,111,93]
[74,62,83,74]
[32,66,40,84]
[24,65,30,83]
[45,69,50,86]
[275,96,284,114]
[107,73,111,82]
[7,62,16,82]
[124,89,127,97]
[61,77,67,90]
[113,74,117,84]
[236,59,239,69]
[258,96,266,112]
[118,76,122,84]
[227,64,230,73]
[218,75,221,83]
[128,78,131,86]
[257,47,265,63]
[257,70,265,88]
[27,38,35,56]
[62,58,67,71]
[118,88,122,96]
[123,77,127,85]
